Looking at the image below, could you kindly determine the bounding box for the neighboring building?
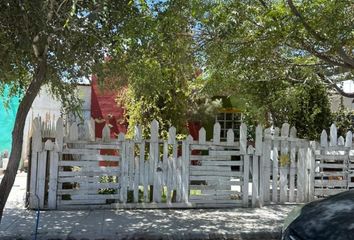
[329,93,354,113]
[22,84,91,168]
[0,87,19,153]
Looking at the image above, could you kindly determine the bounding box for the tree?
[199,0,354,97]
[100,0,220,137]
[0,0,139,222]
[240,79,333,140]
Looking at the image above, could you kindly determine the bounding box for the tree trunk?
[0,60,46,223]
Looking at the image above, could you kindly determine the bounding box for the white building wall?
[22,85,91,167]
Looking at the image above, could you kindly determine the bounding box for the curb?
[0,231,281,240]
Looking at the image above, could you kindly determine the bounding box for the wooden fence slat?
[199,127,206,144]
[289,126,297,202]
[320,130,328,148]
[55,118,64,152]
[338,136,345,146]
[69,122,79,141]
[102,124,110,142]
[330,123,337,147]
[29,118,42,209]
[263,128,272,203]
[345,131,352,147]
[149,120,159,185]
[120,142,128,203]
[163,141,168,186]
[243,146,252,207]
[296,147,305,203]
[166,157,173,203]
[182,137,191,203]
[251,146,259,207]
[272,127,280,203]
[153,167,162,203]
[308,142,316,201]
[139,137,145,185]
[128,141,135,190]
[240,123,247,154]
[226,129,234,146]
[48,150,59,209]
[143,159,149,202]
[84,118,95,141]
[186,136,193,202]
[279,123,290,203]
[255,125,263,206]
[134,155,140,203]
[37,150,47,209]
[213,122,221,144]
[176,156,182,202]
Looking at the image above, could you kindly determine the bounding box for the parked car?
[282,190,354,240]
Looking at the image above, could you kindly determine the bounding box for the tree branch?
[317,72,354,98]
[288,0,354,69]
[258,0,268,9]
[300,39,351,69]
[287,0,326,43]
[337,48,354,68]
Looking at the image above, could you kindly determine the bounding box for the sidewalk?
[0,173,297,240]
[1,205,296,240]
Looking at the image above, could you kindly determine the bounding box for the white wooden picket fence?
[314,124,354,196]
[28,117,352,210]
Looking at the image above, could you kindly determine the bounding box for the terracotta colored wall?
[187,121,201,140]
[91,76,127,138]
[91,75,202,141]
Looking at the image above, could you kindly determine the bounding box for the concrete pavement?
[0,206,296,240]
[0,172,297,240]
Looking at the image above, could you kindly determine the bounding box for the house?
[15,78,243,170]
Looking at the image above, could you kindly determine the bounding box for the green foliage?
[194,0,353,139]
[0,0,140,112]
[100,0,219,137]
[200,0,354,96]
[332,99,354,137]
[241,79,333,140]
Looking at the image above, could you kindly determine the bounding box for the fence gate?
[188,125,247,207]
[314,124,353,197]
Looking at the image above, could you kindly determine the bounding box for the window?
[215,112,242,140]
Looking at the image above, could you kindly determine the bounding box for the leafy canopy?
[0,0,140,112]
[200,0,354,96]
[100,0,220,137]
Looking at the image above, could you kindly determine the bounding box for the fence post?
[243,145,252,207]
[345,131,352,191]
[280,123,290,203]
[272,127,280,203]
[29,118,42,209]
[120,140,128,203]
[307,141,316,201]
[289,126,297,202]
[296,145,305,203]
[263,128,272,204]
[84,118,95,141]
[251,146,259,207]
[150,120,160,203]
[47,118,63,209]
[255,125,263,206]
[181,135,192,203]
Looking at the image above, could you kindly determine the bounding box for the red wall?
[91,75,201,141]
[91,76,127,138]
